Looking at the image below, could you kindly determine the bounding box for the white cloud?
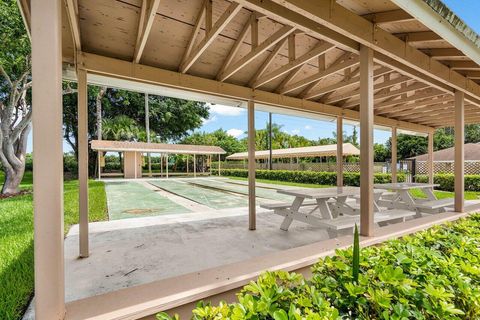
[202,115,217,125]
[304,125,312,130]
[208,104,245,116]
[291,129,300,135]
[226,128,244,138]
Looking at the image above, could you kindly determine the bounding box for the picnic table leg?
[423,187,437,201]
[398,189,421,217]
[316,198,337,237]
[280,197,304,231]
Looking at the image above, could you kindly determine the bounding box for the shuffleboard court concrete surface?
[105,181,192,219]
[190,178,295,202]
[149,179,250,209]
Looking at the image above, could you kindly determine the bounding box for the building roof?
[91,140,226,155]
[226,143,359,160]
[409,143,480,161]
[18,0,480,131]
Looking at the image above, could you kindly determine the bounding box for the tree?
[0,0,31,194]
[374,143,390,162]
[181,129,246,158]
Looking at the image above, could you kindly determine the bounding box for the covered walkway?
[21,0,480,319]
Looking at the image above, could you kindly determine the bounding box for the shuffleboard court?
[190,178,294,202]
[149,179,249,209]
[105,181,192,220]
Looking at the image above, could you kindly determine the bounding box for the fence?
[415,160,480,175]
[220,161,389,173]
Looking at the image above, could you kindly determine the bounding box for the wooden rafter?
[216,13,253,80]
[342,81,429,109]
[247,37,287,87]
[395,31,442,43]
[464,71,480,79]
[180,1,242,73]
[297,54,328,98]
[303,67,392,101]
[362,9,414,24]
[218,24,295,81]
[423,48,465,59]
[379,95,453,117]
[279,56,359,95]
[375,89,445,114]
[65,0,82,51]
[133,0,162,63]
[323,75,411,105]
[448,61,480,71]
[252,41,335,88]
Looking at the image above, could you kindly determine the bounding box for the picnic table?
[261,187,415,233]
[373,182,453,215]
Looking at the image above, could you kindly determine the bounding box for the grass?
[228,176,480,200]
[0,171,108,320]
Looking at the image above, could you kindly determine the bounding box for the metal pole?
[268,112,273,170]
[145,93,152,177]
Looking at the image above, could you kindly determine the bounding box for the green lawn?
[0,172,108,320]
[228,176,480,200]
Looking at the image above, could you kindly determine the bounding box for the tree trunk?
[1,166,25,194]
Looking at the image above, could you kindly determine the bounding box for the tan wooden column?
[359,45,374,237]
[427,131,434,184]
[77,68,89,258]
[454,91,465,212]
[31,0,65,318]
[336,116,343,188]
[248,100,256,230]
[391,127,397,183]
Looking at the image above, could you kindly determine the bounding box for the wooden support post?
[166,154,169,178]
[454,91,464,212]
[428,131,434,184]
[391,127,397,183]
[145,93,152,177]
[218,154,221,176]
[98,152,102,180]
[248,100,256,230]
[160,154,163,177]
[31,0,65,317]
[77,68,89,258]
[134,151,138,179]
[359,45,374,237]
[336,116,343,188]
[193,154,196,177]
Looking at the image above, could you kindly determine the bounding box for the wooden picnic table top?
[277,186,382,199]
[373,182,439,190]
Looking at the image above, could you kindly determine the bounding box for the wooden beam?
[423,48,465,59]
[359,45,374,237]
[65,0,82,51]
[179,0,206,72]
[463,71,480,79]
[382,96,453,117]
[454,90,464,212]
[205,0,212,33]
[374,89,444,113]
[279,56,359,94]
[248,100,256,230]
[250,13,259,48]
[31,0,65,317]
[133,0,162,63]
[79,52,434,133]
[247,37,287,86]
[395,31,442,43]
[218,24,295,81]
[253,42,335,88]
[216,13,252,80]
[363,9,414,24]
[180,1,242,73]
[447,61,480,71]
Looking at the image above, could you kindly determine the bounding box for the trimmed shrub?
[212,169,405,186]
[416,173,480,192]
[158,214,480,319]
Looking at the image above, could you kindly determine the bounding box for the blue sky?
[29,0,479,153]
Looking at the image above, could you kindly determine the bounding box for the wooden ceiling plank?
[375,89,445,113]
[252,41,335,88]
[65,0,82,51]
[279,55,359,95]
[218,24,295,81]
[180,1,243,73]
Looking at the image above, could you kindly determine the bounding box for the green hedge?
[158,214,480,320]
[212,169,405,186]
[416,173,480,192]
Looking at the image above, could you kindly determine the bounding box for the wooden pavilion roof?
[91,140,226,154]
[18,0,480,129]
